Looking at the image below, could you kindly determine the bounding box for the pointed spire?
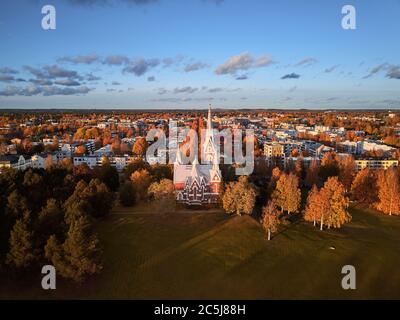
[207,104,212,131]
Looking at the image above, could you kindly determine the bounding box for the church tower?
[173,104,222,205]
[203,104,218,164]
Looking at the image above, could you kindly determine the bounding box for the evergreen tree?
[6,212,37,269]
[37,199,65,249]
[94,163,119,192]
[45,212,103,282]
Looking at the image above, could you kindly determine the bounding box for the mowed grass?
[1,204,400,299]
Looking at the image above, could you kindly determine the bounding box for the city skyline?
[1,0,400,109]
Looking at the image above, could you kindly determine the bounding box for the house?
[0,155,31,171]
[31,153,48,169]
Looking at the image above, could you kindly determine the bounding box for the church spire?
[207,104,212,131]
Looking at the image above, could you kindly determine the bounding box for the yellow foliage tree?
[222,176,257,216]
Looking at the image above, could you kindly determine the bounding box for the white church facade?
[173,105,222,205]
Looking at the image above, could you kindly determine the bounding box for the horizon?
[0,107,399,112]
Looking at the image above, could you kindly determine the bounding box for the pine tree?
[6,212,36,269]
[261,201,280,240]
[37,199,65,249]
[45,212,103,282]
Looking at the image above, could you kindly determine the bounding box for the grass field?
[1,203,400,299]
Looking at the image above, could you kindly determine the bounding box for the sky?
[0,0,399,109]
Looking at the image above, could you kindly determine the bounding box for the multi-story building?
[264,142,285,166]
[355,159,398,171]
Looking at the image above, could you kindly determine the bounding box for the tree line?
[0,161,120,282]
[221,152,400,240]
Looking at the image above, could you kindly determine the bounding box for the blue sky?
[0,0,399,109]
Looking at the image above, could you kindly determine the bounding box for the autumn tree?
[376,168,400,215]
[350,169,377,205]
[75,145,86,155]
[305,158,319,187]
[222,176,257,216]
[267,166,281,196]
[130,169,152,201]
[304,185,321,227]
[338,155,356,192]
[261,201,280,240]
[319,151,339,181]
[321,177,351,229]
[44,154,54,169]
[294,156,303,179]
[148,179,175,212]
[272,172,301,214]
[124,158,150,179]
[132,137,148,157]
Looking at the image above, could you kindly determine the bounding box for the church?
[173,105,222,205]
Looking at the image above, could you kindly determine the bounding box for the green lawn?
[1,204,400,299]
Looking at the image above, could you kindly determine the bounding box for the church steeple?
[207,103,212,132]
[203,104,217,164]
